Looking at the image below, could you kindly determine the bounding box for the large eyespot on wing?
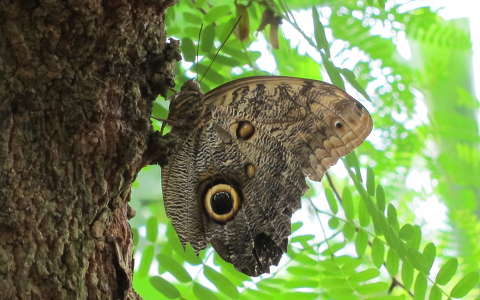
[203,183,241,223]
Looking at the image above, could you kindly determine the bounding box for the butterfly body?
[161,76,372,276]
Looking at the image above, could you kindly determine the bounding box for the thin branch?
[326,172,342,203]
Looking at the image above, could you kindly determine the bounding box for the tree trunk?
[0,1,177,299]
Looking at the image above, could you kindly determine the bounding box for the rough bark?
[0,0,177,299]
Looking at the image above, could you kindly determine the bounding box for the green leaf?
[343,222,356,240]
[181,243,203,265]
[258,279,285,292]
[350,151,363,183]
[146,216,158,242]
[282,292,319,300]
[382,225,400,252]
[192,63,224,84]
[201,23,216,54]
[204,5,231,23]
[320,259,342,273]
[152,102,169,119]
[150,276,181,299]
[370,209,385,237]
[345,151,360,170]
[385,248,399,276]
[325,287,355,299]
[156,254,192,282]
[284,279,319,288]
[323,242,346,256]
[137,245,155,277]
[355,229,368,257]
[407,248,426,272]
[401,261,414,291]
[410,225,422,250]
[212,54,240,67]
[193,282,218,300]
[350,268,380,283]
[358,197,370,227]
[399,224,414,241]
[292,221,303,233]
[312,7,330,57]
[291,234,315,243]
[386,204,399,233]
[304,183,316,198]
[181,38,196,62]
[342,186,355,220]
[435,258,458,285]
[294,253,317,265]
[356,282,389,295]
[340,68,372,101]
[183,12,202,24]
[450,271,479,298]
[422,243,436,273]
[365,297,406,300]
[321,277,349,288]
[376,185,386,213]
[371,238,384,268]
[366,167,375,195]
[132,227,139,247]
[339,256,362,274]
[213,253,250,285]
[273,34,322,78]
[243,289,274,300]
[324,187,338,214]
[287,265,319,276]
[413,273,427,300]
[428,285,442,300]
[322,53,345,89]
[204,266,238,298]
[328,216,340,229]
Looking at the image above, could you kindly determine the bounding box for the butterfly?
[160,76,372,276]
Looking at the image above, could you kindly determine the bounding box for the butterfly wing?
[204,76,373,181]
[162,76,372,276]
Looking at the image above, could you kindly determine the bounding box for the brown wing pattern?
[161,76,372,276]
[204,76,373,181]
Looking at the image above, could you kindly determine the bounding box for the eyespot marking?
[235,121,255,140]
[204,184,241,223]
[245,164,256,178]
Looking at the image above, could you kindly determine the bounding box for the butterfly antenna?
[199,16,242,83]
[195,23,203,82]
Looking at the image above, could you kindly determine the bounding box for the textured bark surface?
[0,0,177,299]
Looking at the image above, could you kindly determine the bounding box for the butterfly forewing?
[203,76,373,181]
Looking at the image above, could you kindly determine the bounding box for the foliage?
[131,0,479,299]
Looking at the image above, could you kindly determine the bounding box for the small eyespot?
[245,164,256,178]
[236,121,255,140]
[334,120,343,129]
[204,184,241,223]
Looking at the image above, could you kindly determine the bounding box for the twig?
[326,172,343,203]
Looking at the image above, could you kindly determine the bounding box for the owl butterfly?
[161,76,372,276]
